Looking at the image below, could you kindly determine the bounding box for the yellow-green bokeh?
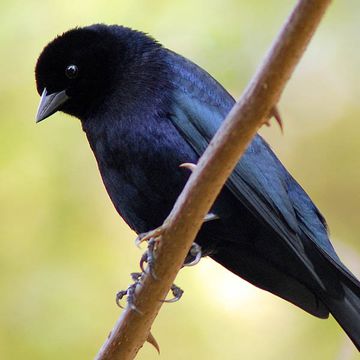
[1,1,359,359]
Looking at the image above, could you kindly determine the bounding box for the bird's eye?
[65,64,79,79]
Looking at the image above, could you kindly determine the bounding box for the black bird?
[35,24,360,350]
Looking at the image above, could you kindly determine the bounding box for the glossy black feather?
[35,24,360,350]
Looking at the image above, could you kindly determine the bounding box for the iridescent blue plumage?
[35,24,360,350]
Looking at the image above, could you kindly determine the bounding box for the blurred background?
[1,0,360,359]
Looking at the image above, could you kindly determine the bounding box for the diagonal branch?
[95,1,332,359]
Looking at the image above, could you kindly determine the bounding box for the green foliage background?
[1,1,359,359]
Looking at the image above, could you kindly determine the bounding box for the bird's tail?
[304,238,360,351]
[322,273,360,351]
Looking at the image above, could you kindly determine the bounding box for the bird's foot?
[139,238,158,279]
[140,237,202,274]
[135,225,166,248]
[161,283,184,303]
[135,226,165,279]
[116,271,183,310]
[183,242,202,267]
[116,272,143,313]
[131,208,205,307]
[116,272,160,352]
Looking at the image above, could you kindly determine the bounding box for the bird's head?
[35,24,162,122]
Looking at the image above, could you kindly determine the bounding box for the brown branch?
[95,1,332,359]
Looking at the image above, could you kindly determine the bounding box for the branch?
[95,1,332,359]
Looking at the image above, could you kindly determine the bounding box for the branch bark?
[95,1,332,359]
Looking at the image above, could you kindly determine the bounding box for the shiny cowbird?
[35,24,360,350]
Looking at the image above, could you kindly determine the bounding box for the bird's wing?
[166,51,342,282]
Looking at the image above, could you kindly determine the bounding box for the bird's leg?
[133,161,213,304]
[140,235,203,272]
[116,272,143,313]
[135,224,166,279]
[116,272,161,352]
[137,238,198,304]
[118,262,184,308]
[139,238,158,279]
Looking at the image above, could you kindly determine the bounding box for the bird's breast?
[84,115,199,233]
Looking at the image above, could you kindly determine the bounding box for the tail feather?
[323,277,360,351]
[310,243,360,351]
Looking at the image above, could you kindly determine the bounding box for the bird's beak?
[36,88,69,123]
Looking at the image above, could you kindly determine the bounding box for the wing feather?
[165,51,344,284]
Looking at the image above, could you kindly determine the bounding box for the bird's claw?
[116,272,160,351]
[139,252,148,273]
[139,238,158,279]
[179,162,197,172]
[116,272,143,313]
[161,283,184,303]
[135,225,165,247]
[115,290,128,308]
[132,224,201,308]
[204,212,220,222]
[184,242,202,267]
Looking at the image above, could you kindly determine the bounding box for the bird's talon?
[147,238,158,279]
[204,212,220,222]
[135,232,147,248]
[179,162,197,172]
[162,284,184,303]
[130,272,143,282]
[115,290,128,308]
[139,252,148,272]
[184,242,202,267]
[139,239,159,279]
[135,226,165,247]
[116,272,143,310]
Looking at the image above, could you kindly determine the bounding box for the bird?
[35,24,360,350]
